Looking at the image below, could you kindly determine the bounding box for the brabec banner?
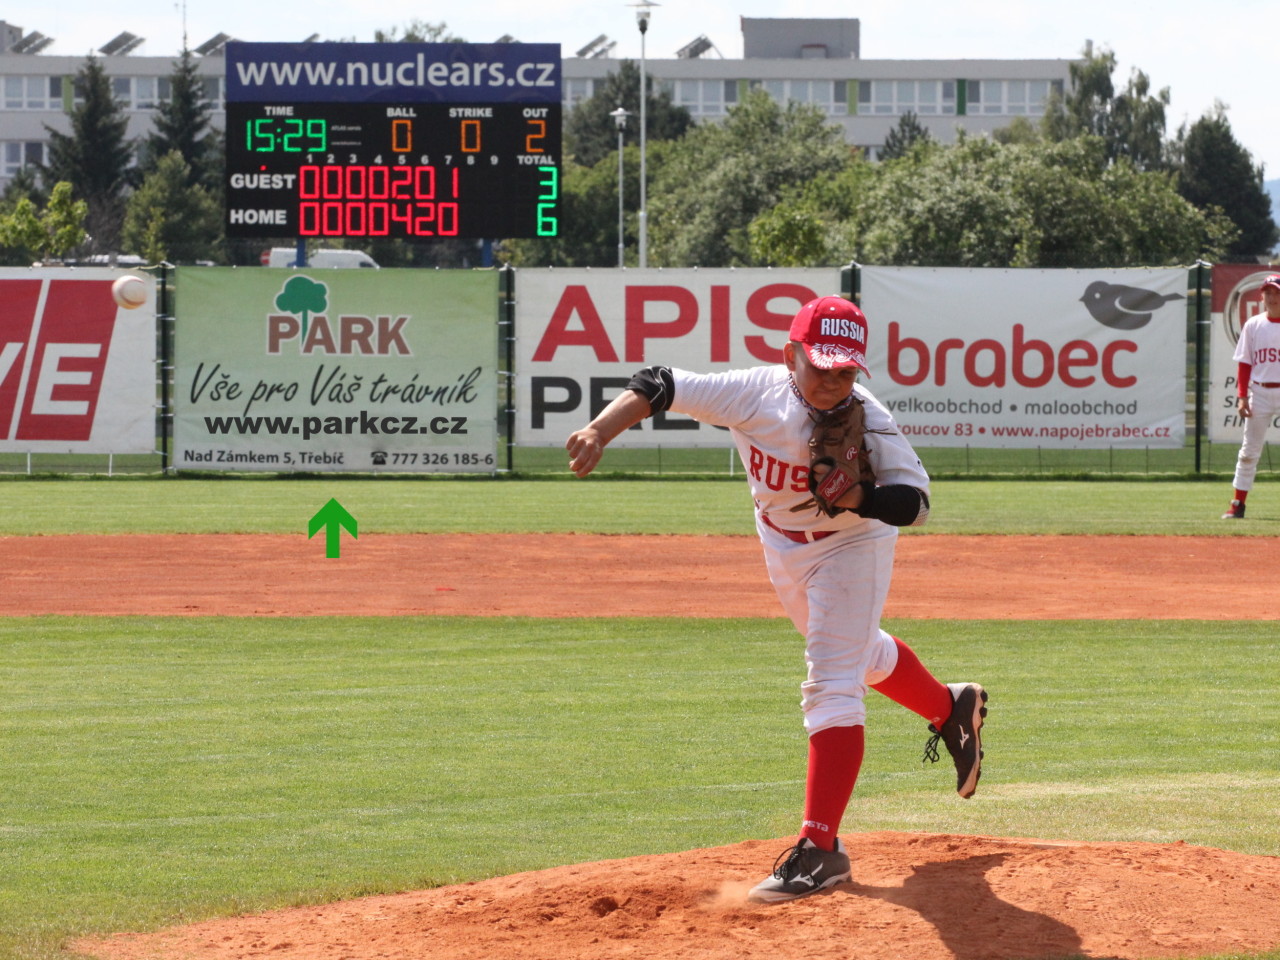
[0,268,156,454]
[1207,264,1280,443]
[859,267,1187,449]
[172,267,499,473]
[515,268,841,446]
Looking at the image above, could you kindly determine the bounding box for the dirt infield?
[22,532,1278,960]
[3,533,1275,618]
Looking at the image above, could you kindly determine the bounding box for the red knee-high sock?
[870,636,953,728]
[1235,489,1249,503]
[800,724,864,851]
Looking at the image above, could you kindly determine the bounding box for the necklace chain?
[788,373,855,417]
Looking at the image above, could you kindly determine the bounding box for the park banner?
[0,268,156,454]
[860,266,1188,449]
[173,267,499,472]
[514,268,842,446]
[1207,264,1280,443]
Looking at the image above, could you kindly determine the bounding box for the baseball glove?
[793,399,876,517]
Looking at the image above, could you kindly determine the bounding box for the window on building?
[857,79,956,116]
[750,79,844,116]
[2,141,48,177]
[563,77,593,109]
[2,75,61,109]
[134,76,158,109]
[670,79,734,117]
[967,79,1057,116]
[199,76,224,110]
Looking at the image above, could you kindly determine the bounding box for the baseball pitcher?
[566,295,989,903]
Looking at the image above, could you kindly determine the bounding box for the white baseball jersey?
[670,365,929,534]
[1233,313,1280,383]
[669,363,928,734]
[1230,312,1280,492]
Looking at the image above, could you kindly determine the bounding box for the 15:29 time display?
[244,117,328,153]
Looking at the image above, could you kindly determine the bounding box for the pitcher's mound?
[74,831,1280,960]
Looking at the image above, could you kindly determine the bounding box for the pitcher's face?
[785,342,857,411]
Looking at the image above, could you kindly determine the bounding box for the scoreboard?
[224,42,562,240]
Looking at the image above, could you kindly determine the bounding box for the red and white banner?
[515,268,841,446]
[1207,264,1280,443]
[859,266,1187,448]
[0,269,156,453]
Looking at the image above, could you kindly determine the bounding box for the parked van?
[264,248,379,269]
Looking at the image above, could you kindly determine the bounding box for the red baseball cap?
[789,296,870,376]
[1261,274,1280,292]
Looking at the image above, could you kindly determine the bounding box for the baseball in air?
[111,274,147,310]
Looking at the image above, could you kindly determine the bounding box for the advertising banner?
[1207,264,1280,443]
[0,268,156,453]
[173,267,498,472]
[515,268,842,446]
[860,267,1188,448]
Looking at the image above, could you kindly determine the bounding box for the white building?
[0,17,1074,188]
[569,19,1072,159]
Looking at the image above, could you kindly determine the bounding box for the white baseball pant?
[756,518,901,735]
[1232,383,1280,492]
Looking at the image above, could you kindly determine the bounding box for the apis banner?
[515,268,842,447]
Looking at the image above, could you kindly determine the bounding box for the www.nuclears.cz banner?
[860,266,1188,448]
[173,267,498,472]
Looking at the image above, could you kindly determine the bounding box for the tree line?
[2,38,1274,269]
[508,44,1278,269]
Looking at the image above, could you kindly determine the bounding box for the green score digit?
[306,118,327,153]
[536,165,558,236]
[247,117,275,152]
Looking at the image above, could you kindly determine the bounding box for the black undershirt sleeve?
[853,485,930,527]
[625,365,676,414]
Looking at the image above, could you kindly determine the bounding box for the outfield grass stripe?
[4,614,1280,960]
[0,478,1275,534]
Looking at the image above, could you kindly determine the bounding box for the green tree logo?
[274,275,329,340]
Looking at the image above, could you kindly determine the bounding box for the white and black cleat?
[923,682,988,798]
[747,837,851,903]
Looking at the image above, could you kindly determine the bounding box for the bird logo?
[1079,281,1184,330]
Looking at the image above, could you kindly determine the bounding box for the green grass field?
[2,479,1279,960]
[0,476,1276,535]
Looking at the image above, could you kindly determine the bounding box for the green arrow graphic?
[308,498,358,558]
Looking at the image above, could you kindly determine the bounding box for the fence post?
[158,263,174,474]
[500,265,516,475]
[1193,261,1209,474]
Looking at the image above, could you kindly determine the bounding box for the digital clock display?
[224,42,562,240]
[244,117,329,153]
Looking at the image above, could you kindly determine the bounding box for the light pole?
[610,106,630,268]
[630,0,659,268]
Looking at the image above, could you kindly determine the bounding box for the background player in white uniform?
[1223,273,1280,519]
[566,295,988,903]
